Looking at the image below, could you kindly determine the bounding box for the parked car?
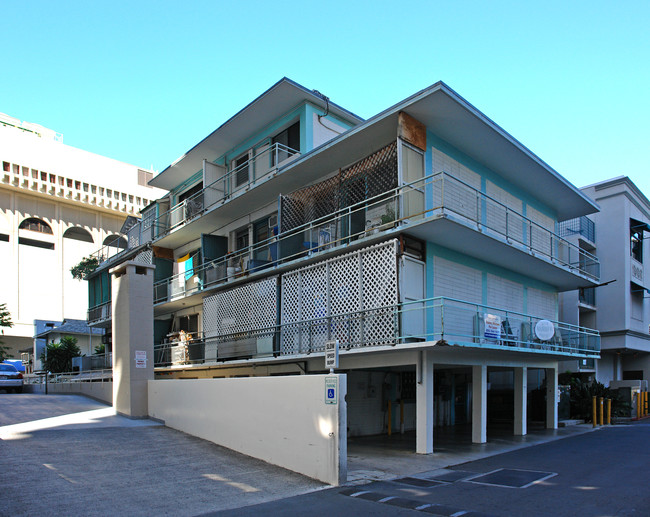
[0,363,23,393]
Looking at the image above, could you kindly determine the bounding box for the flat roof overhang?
[150,78,364,191]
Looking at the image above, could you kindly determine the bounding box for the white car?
[0,363,23,393]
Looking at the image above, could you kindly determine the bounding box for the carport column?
[110,261,155,418]
[416,350,434,454]
[472,364,487,443]
[514,367,527,436]
[546,366,558,429]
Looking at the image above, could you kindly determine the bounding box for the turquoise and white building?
[88,78,601,452]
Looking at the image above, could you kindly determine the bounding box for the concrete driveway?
[0,393,323,516]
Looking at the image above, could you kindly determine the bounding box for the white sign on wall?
[325,376,338,405]
[484,314,501,340]
[135,350,147,368]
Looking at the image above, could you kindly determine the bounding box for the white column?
[416,350,434,454]
[546,366,558,429]
[111,261,155,418]
[514,367,527,436]
[472,364,487,443]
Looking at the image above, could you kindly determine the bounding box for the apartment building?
[560,176,650,384]
[89,78,601,450]
[0,113,166,365]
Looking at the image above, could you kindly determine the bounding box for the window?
[271,121,300,165]
[234,154,249,188]
[631,219,645,263]
[40,171,47,181]
[67,178,73,188]
[63,227,94,243]
[103,234,127,249]
[2,161,9,172]
[235,227,249,251]
[19,217,52,234]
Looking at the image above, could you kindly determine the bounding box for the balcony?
[559,216,595,244]
[152,142,300,241]
[153,170,600,309]
[153,296,599,367]
[87,301,112,327]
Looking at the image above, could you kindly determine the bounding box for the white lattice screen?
[280,239,399,354]
[203,276,278,359]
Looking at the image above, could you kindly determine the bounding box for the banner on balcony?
[484,314,501,340]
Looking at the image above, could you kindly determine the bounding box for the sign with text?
[484,314,501,340]
[325,339,339,370]
[325,376,338,405]
[135,350,147,369]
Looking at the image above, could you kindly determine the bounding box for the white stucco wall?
[148,374,347,485]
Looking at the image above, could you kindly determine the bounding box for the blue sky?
[2,1,648,197]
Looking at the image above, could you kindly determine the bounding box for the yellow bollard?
[636,392,641,420]
[645,392,648,417]
[606,398,611,425]
[592,396,597,427]
[599,397,604,426]
[387,400,392,436]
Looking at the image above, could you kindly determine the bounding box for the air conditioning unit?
[268,214,278,229]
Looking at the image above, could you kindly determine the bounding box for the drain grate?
[465,468,556,488]
[393,477,446,488]
[426,470,476,483]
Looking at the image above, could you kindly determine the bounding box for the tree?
[0,303,14,362]
[70,255,100,280]
[40,336,81,373]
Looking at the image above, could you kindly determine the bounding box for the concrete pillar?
[111,261,155,418]
[546,366,558,429]
[472,364,487,443]
[514,367,527,436]
[416,350,434,454]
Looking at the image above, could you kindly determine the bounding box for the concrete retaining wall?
[148,374,347,485]
[26,382,113,404]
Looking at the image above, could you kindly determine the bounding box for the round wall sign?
[535,320,555,341]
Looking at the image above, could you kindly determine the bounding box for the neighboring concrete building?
[0,113,166,365]
[89,78,601,450]
[560,176,650,384]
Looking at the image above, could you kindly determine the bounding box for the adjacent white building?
[0,113,166,365]
[560,176,650,384]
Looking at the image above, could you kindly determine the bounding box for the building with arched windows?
[0,113,166,366]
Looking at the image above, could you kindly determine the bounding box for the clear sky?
[2,0,648,199]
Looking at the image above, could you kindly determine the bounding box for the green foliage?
[0,303,14,362]
[569,377,631,421]
[40,336,81,373]
[94,343,106,355]
[70,256,100,280]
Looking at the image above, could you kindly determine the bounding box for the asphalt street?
[214,420,650,517]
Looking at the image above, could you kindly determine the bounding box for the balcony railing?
[153,171,600,304]
[152,142,300,237]
[559,216,596,243]
[153,296,599,367]
[87,301,112,325]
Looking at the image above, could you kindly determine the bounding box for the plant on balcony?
[40,336,81,373]
[381,205,396,225]
[70,255,100,280]
[94,343,106,355]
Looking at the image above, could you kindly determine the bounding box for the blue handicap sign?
[327,388,335,398]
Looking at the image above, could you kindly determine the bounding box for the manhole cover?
[393,477,445,488]
[426,470,475,483]
[465,468,556,488]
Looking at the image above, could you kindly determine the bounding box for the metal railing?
[153,296,600,367]
[153,170,600,304]
[24,368,112,385]
[87,301,112,325]
[152,142,300,236]
[559,216,596,243]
